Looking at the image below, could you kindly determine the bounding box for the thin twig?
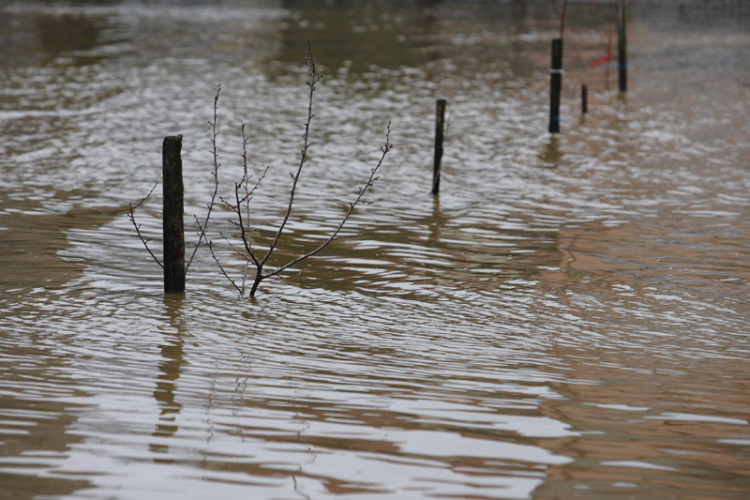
[550,0,562,18]
[237,123,269,291]
[263,122,392,280]
[234,182,259,268]
[550,0,570,39]
[187,84,223,272]
[259,41,321,269]
[220,231,251,261]
[127,183,163,268]
[208,240,242,294]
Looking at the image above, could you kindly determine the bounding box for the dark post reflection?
[428,195,445,247]
[150,295,187,463]
[540,134,562,165]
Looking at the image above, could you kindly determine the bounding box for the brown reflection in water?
[527,216,750,498]
[150,295,187,463]
[36,14,100,57]
[534,352,750,499]
[274,0,563,79]
[427,195,444,246]
[0,361,92,499]
[540,134,562,165]
[541,219,750,290]
[274,0,439,73]
[0,200,125,301]
[0,204,80,296]
[0,200,106,298]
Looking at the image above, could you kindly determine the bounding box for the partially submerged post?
[581,83,588,114]
[162,135,185,293]
[432,99,447,195]
[549,38,563,133]
[618,0,627,92]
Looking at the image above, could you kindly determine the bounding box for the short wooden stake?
[581,84,588,114]
[549,38,563,134]
[432,99,447,195]
[618,0,627,92]
[162,135,185,293]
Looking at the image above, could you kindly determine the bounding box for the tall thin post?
[432,99,447,195]
[581,84,588,114]
[549,38,563,133]
[162,135,185,293]
[618,0,627,92]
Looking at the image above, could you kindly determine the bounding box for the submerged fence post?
[618,0,627,92]
[549,38,563,133]
[432,99,447,195]
[162,135,185,293]
[581,84,588,114]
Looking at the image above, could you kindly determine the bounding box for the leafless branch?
[237,124,269,291]
[127,183,163,268]
[186,84,223,272]
[207,42,391,299]
[259,41,321,270]
[234,182,259,267]
[208,240,242,295]
[220,231,250,261]
[264,121,392,280]
[550,0,570,39]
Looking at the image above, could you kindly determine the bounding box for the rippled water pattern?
[1,1,749,499]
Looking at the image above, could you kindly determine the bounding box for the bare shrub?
[207,43,392,298]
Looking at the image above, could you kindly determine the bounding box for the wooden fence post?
[582,84,588,114]
[549,38,563,133]
[432,99,447,195]
[618,0,627,92]
[162,135,185,293]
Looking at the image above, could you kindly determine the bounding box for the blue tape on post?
[550,116,562,122]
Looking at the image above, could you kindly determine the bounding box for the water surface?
[1,1,749,499]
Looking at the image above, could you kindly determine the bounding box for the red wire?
[590,49,612,67]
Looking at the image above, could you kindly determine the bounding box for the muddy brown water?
[1,1,749,499]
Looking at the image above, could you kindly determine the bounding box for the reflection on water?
[37,14,101,56]
[539,135,562,165]
[1,1,750,499]
[150,297,185,463]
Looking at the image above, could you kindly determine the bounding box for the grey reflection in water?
[150,296,187,463]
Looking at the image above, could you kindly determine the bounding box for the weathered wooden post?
[432,99,447,195]
[581,84,588,114]
[618,0,627,92]
[549,38,563,133]
[162,135,185,293]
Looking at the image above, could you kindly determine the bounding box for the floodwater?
[1,0,749,498]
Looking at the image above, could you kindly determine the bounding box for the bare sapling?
[209,43,392,298]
